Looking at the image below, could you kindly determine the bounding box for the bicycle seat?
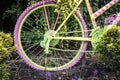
[104,14,117,25]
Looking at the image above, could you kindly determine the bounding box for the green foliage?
[0,32,15,80]
[2,0,27,20]
[1,0,27,32]
[27,0,40,6]
[55,0,79,22]
[54,0,81,34]
[96,26,120,76]
[0,63,9,80]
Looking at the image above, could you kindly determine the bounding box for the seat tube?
[85,0,97,28]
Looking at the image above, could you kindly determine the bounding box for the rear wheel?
[14,0,88,71]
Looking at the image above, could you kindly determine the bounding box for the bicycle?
[14,0,120,71]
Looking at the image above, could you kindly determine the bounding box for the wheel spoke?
[53,12,60,30]
[42,0,51,31]
[25,42,40,52]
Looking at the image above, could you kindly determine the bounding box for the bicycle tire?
[14,0,88,71]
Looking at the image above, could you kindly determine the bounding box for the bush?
[0,32,15,80]
[96,26,120,76]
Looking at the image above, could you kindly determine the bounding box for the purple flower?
[45,72,51,78]
[71,75,78,80]
[73,75,78,79]
[93,69,98,76]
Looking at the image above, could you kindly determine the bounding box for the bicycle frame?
[52,0,120,42]
[14,0,120,71]
[85,0,120,28]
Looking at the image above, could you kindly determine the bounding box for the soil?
[8,53,120,80]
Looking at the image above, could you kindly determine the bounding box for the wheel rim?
[16,3,86,71]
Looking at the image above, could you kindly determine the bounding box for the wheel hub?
[40,30,59,54]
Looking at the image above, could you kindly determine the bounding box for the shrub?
[96,26,120,76]
[0,32,15,80]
